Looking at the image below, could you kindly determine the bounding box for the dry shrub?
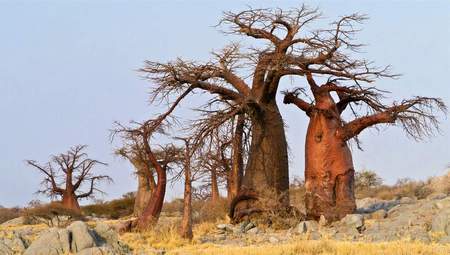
[22,202,84,227]
[162,198,184,217]
[0,207,21,224]
[193,198,228,223]
[82,195,134,219]
[289,177,306,214]
[239,188,303,230]
[356,178,436,200]
[428,170,450,194]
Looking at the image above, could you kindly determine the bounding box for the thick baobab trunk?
[180,156,193,239]
[241,101,289,206]
[228,114,244,201]
[133,167,154,216]
[210,169,220,203]
[136,161,166,230]
[304,107,356,221]
[61,192,80,212]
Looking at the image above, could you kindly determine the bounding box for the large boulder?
[94,222,119,247]
[340,214,364,230]
[67,221,96,252]
[356,198,399,213]
[23,221,129,255]
[23,228,71,255]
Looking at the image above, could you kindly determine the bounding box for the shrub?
[22,202,84,227]
[162,198,184,217]
[82,195,134,219]
[355,170,383,190]
[193,198,228,223]
[0,207,21,224]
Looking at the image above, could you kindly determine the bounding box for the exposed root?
[228,190,259,223]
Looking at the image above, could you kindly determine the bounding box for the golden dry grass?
[117,221,450,255]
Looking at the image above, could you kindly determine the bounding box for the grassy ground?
[166,241,450,255]
[118,222,450,255]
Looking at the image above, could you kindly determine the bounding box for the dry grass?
[119,233,450,255]
[167,240,450,255]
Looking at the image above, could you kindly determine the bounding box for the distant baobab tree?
[26,145,112,212]
[279,10,447,221]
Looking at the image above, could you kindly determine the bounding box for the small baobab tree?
[26,145,111,213]
[116,143,155,217]
[113,92,185,230]
[280,11,447,221]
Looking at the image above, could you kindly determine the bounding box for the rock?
[268,236,279,244]
[296,220,318,234]
[356,198,399,213]
[244,222,256,233]
[24,228,70,255]
[399,197,415,204]
[431,208,450,234]
[0,240,14,255]
[438,235,450,244]
[93,222,125,252]
[427,193,447,200]
[308,231,321,240]
[239,221,250,233]
[319,215,327,226]
[0,234,27,254]
[215,234,226,241]
[370,209,387,219]
[409,229,431,243]
[67,221,96,252]
[216,224,232,231]
[76,247,116,255]
[340,214,364,230]
[1,217,25,227]
[246,227,260,235]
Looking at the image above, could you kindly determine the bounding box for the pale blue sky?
[1,1,449,207]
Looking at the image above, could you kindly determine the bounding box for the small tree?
[113,96,185,230]
[177,137,194,240]
[116,143,155,217]
[355,170,383,190]
[26,145,111,213]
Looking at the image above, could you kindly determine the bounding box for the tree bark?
[133,164,154,217]
[136,152,166,230]
[228,114,244,201]
[180,150,193,240]
[61,192,81,213]
[241,101,289,206]
[210,169,220,204]
[304,106,356,221]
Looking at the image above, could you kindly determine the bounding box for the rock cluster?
[0,221,129,255]
[203,193,450,245]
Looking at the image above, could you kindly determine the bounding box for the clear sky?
[1,1,449,208]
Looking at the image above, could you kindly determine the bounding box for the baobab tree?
[141,6,337,215]
[177,137,194,240]
[116,143,155,217]
[113,93,185,230]
[279,12,447,221]
[26,145,111,213]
